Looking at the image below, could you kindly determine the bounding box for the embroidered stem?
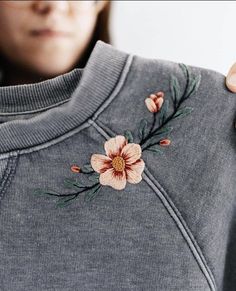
[140,111,173,148]
[142,143,161,152]
[35,182,100,199]
[148,112,157,137]
[141,65,196,151]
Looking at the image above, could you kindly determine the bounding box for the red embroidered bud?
[145,91,164,113]
[70,165,81,173]
[159,139,171,146]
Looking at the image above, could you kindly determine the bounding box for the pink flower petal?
[145,98,157,113]
[99,168,127,190]
[155,91,164,98]
[90,154,112,173]
[155,97,164,111]
[126,159,145,184]
[104,135,127,159]
[121,143,142,165]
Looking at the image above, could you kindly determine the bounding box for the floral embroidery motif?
[33,63,201,207]
[90,135,145,190]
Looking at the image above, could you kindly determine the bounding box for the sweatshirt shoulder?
[129,53,227,93]
[128,52,231,92]
[96,52,236,148]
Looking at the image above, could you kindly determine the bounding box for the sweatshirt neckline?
[0,40,130,155]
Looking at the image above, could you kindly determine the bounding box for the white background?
[110,1,236,75]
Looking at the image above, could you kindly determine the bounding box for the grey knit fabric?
[0,40,235,291]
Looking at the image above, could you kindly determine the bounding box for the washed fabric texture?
[0,40,235,291]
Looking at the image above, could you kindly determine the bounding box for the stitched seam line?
[14,122,92,157]
[0,122,91,158]
[91,54,134,122]
[0,153,19,204]
[143,168,217,291]
[90,118,217,291]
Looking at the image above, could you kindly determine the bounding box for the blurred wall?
[111,1,236,75]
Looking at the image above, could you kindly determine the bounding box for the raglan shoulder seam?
[89,118,217,291]
[143,166,217,291]
[0,152,19,206]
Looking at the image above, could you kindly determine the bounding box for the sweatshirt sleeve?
[96,54,236,290]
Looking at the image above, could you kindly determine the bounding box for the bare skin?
[226,63,236,93]
[0,0,107,85]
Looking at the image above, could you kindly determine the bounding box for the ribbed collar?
[0,40,129,154]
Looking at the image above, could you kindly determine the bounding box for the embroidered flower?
[90,135,145,190]
[145,91,164,113]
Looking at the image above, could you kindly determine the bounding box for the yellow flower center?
[112,156,125,172]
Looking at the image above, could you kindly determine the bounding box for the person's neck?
[0,57,47,86]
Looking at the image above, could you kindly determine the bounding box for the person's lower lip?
[30,30,70,38]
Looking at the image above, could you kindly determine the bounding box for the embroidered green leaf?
[81,163,94,173]
[56,195,77,208]
[178,63,201,102]
[141,125,173,150]
[33,189,45,196]
[159,99,169,125]
[172,106,193,119]
[63,178,85,189]
[183,74,201,101]
[152,125,173,136]
[145,133,168,148]
[84,184,102,202]
[179,63,188,79]
[146,146,164,155]
[88,173,100,183]
[124,129,134,143]
[170,75,181,108]
[138,118,149,140]
[33,188,60,196]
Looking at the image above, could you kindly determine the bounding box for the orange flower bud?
[70,165,81,173]
[159,139,171,146]
[145,91,164,113]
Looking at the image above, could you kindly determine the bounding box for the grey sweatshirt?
[0,40,235,291]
